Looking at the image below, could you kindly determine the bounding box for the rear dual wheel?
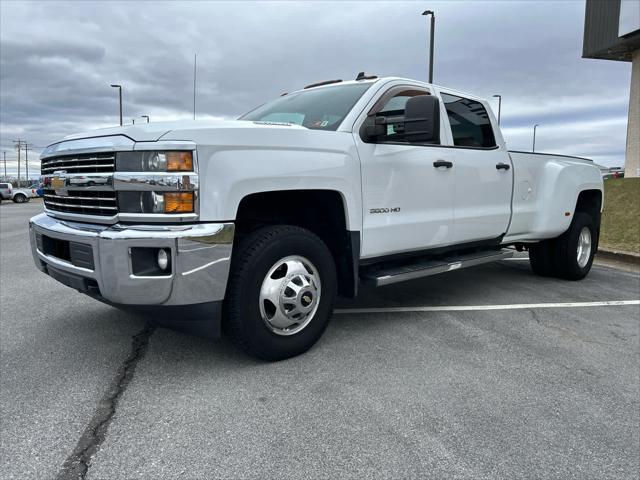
[529,212,597,280]
[224,225,337,361]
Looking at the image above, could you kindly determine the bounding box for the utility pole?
[422,10,435,83]
[132,118,135,125]
[141,115,150,123]
[533,124,540,153]
[2,151,6,180]
[24,143,29,183]
[13,140,23,185]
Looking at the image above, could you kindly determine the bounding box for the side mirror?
[404,95,440,143]
[363,116,387,141]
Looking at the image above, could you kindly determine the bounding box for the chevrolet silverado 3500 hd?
[30,76,603,360]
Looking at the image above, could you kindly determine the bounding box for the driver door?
[354,85,455,259]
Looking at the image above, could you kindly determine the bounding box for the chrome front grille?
[39,139,198,223]
[41,153,115,175]
[43,190,117,216]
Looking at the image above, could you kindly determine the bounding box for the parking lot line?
[335,299,640,314]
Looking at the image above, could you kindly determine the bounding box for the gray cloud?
[0,0,632,176]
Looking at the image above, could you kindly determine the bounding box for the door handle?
[496,162,511,170]
[433,160,453,169]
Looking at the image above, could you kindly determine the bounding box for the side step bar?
[362,249,514,287]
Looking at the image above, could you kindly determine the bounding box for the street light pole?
[422,10,435,84]
[493,95,502,125]
[533,124,539,153]
[110,84,123,126]
[141,115,150,123]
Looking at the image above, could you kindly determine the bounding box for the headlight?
[116,151,193,172]
[118,191,195,214]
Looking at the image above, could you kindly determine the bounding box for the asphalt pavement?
[1,200,639,480]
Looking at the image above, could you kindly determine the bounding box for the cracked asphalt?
[2,201,639,479]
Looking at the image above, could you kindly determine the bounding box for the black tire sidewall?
[556,212,596,280]
[227,227,337,360]
[529,240,555,276]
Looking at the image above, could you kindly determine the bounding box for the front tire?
[224,225,337,361]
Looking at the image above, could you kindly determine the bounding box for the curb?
[596,248,640,265]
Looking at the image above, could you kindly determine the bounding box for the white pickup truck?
[30,75,603,360]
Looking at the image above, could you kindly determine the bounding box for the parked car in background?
[0,182,12,201]
[0,182,35,203]
[600,166,625,180]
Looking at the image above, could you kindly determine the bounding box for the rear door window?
[441,93,496,148]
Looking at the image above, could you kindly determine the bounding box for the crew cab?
[29,75,603,360]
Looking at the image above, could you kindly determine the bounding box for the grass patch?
[600,177,640,254]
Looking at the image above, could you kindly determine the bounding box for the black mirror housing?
[363,116,387,141]
[404,95,440,144]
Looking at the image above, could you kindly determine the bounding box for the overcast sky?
[0,0,632,177]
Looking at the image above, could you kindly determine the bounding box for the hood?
[42,119,311,159]
[60,119,307,143]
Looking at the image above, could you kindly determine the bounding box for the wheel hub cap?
[576,226,592,268]
[259,256,321,336]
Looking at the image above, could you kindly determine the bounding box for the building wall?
[583,0,622,58]
[626,49,640,178]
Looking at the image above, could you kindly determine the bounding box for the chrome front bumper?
[29,213,234,306]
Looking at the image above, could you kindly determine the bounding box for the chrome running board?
[362,249,514,287]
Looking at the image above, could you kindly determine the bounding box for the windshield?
[240,82,372,131]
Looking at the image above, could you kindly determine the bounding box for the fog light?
[157,249,169,270]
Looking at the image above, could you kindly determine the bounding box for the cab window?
[441,93,496,148]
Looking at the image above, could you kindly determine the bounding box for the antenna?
[193,53,197,120]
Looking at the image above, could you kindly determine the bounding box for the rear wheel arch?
[573,189,602,249]
[574,189,602,219]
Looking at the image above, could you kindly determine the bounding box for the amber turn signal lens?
[164,192,194,213]
[166,151,193,171]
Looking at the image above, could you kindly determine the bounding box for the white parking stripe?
[334,300,640,315]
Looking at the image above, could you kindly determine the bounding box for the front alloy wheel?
[224,225,337,361]
[259,255,322,336]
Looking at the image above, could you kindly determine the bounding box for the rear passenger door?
[439,92,513,244]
